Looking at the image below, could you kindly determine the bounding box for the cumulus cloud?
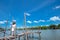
[0,20,9,24]
[17,26,25,29]
[26,16,60,24]
[33,20,45,23]
[10,22,12,24]
[0,21,5,24]
[45,25,49,26]
[3,20,8,23]
[55,6,60,9]
[50,16,60,21]
[39,20,45,22]
[18,26,30,28]
[20,26,25,28]
[53,5,60,9]
[27,21,32,24]
[13,20,16,22]
[33,21,39,23]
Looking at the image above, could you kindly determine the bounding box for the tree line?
[26,24,60,30]
[0,27,5,32]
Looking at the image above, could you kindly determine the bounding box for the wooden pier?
[0,32,41,40]
[0,13,41,40]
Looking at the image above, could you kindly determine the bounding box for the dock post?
[38,32,41,40]
[32,33,34,38]
[3,31,5,37]
[22,33,26,40]
[18,36,20,40]
[26,33,28,40]
[31,32,34,40]
[23,33,28,40]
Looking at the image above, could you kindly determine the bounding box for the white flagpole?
[24,13,28,40]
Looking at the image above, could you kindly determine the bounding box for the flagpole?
[23,13,26,40]
[24,13,28,40]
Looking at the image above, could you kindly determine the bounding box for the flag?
[24,13,30,16]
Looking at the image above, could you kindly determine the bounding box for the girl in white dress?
[11,21,16,36]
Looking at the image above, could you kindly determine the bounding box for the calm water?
[0,29,60,40]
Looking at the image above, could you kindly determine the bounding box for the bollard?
[18,36,20,40]
[38,32,41,40]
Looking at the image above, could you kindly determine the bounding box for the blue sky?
[0,0,60,28]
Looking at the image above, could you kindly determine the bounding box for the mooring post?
[3,30,5,37]
[18,36,20,40]
[32,33,34,38]
[24,33,26,40]
[38,32,41,40]
[32,29,34,38]
[26,33,28,40]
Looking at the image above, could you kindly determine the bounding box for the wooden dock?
[0,32,41,40]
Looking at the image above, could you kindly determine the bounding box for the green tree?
[41,26,48,29]
[57,24,60,29]
[49,24,56,29]
[0,27,5,32]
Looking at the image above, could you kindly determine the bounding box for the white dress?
[12,24,16,31]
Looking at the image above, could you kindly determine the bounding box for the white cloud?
[33,20,45,23]
[41,25,49,26]
[17,26,30,28]
[55,6,60,9]
[34,21,39,23]
[10,22,12,24]
[39,20,45,22]
[17,26,25,28]
[0,20,10,24]
[27,21,32,24]
[24,13,30,16]
[45,25,49,26]
[20,26,25,28]
[54,5,60,9]
[50,16,60,21]
[13,20,16,22]
[0,21,5,24]
[4,20,8,23]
